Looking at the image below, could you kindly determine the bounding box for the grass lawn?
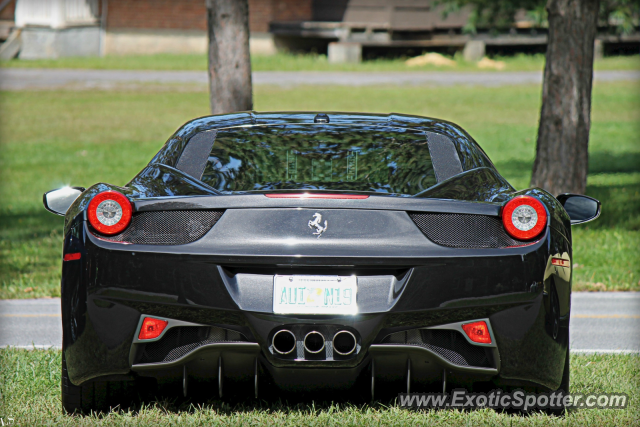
[0,52,639,72]
[0,349,637,425]
[0,82,638,299]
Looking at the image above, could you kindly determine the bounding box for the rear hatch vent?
[409,213,532,249]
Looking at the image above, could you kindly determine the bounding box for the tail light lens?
[138,317,168,340]
[462,320,492,344]
[88,191,132,235]
[501,195,547,240]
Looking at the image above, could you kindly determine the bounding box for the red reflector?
[552,258,571,268]
[63,253,81,261]
[461,321,492,344]
[264,193,369,199]
[138,317,168,340]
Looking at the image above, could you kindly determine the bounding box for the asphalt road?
[1,68,639,90]
[1,292,638,353]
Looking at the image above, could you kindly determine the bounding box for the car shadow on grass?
[75,377,570,419]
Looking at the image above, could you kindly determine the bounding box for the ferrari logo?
[308,213,328,238]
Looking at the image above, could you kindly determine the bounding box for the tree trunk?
[530,0,599,196]
[206,0,253,114]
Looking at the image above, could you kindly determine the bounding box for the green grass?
[0,52,638,72]
[0,349,638,425]
[0,82,638,298]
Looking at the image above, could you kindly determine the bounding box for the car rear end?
[61,193,569,397]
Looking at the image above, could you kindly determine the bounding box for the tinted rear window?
[200,124,437,196]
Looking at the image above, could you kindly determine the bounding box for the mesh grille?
[410,213,530,248]
[92,210,224,245]
[382,329,492,368]
[139,326,246,364]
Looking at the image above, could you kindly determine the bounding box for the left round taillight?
[501,195,547,240]
[87,191,132,235]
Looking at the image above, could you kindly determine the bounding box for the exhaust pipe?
[303,331,325,353]
[333,330,357,355]
[272,329,296,355]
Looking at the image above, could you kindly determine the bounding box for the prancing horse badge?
[308,213,328,238]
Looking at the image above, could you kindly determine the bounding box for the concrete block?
[0,29,22,60]
[250,32,277,56]
[19,26,100,59]
[105,29,206,55]
[328,42,362,64]
[463,40,485,62]
[594,39,604,60]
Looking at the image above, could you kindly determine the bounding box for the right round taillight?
[87,191,132,235]
[501,195,547,240]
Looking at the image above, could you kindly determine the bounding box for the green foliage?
[439,0,543,33]
[602,0,640,34]
[439,0,640,33]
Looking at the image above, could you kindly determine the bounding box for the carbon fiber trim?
[427,133,463,182]
[382,329,492,368]
[409,213,530,248]
[176,130,218,180]
[140,326,247,364]
[90,210,224,245]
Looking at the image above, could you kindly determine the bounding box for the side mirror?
[43,187,85,216]
[556,193,601,225]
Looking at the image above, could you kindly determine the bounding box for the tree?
[205,0,253,114]
[531,0,599,195]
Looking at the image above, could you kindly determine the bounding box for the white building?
[14,0,101,58]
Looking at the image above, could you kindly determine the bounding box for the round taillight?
[502,195,547,240]
[87,191,132,235]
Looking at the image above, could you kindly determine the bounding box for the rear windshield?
[200,124,437,196]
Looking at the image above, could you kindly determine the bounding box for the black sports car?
[43,112,600,413]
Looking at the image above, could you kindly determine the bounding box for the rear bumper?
[61,217,570,392]
[130,341,498,393]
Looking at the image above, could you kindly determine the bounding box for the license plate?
[273,275,358,315]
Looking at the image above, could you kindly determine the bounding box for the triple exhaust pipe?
[272,329,357,356]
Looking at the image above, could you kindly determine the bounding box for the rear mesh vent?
[139,326,247,364]
[409,213,531,248]
[382,329,493,368]
[91,210,224,245]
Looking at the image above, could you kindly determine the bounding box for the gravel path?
[1,68,638,90]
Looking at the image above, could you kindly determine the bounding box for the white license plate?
[273,275,358,315]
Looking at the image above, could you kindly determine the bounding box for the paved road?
[1,292,638,352]
[1,68,639,90]
[570,292,640,353]
[0,298,61,349]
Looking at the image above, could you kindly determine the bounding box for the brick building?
[0,0,315,58]
[104,0,313,55]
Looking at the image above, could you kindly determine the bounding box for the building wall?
[15,0,98,29]
[105,0,312,32]
[103,0,312,55]
[106,0,206,31]
[270,0,312,26]
[0,0,16,21]
[248,0,273,32]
